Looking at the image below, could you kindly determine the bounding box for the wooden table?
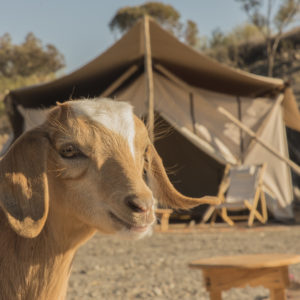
[189,254,300,300]
[155,209,173,232]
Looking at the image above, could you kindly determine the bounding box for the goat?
[0,98,217,300]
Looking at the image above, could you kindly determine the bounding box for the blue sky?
[0,0,263,73]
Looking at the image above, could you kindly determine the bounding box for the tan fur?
[0,99,218,300]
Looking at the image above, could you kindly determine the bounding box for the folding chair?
[201,163,268,227]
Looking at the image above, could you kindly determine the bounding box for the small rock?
[154,287,162,296]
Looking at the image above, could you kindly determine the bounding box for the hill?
[236,27,300,102]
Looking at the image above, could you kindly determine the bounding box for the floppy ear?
[146,144,219,210]
[0,130,49,238]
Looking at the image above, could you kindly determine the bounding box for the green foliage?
[229,23,262,42]
[205,23,261,67]
[109,2,201,47]
[0,73,56,95]
[275,0,300,29]
[184,20,199,47]
[0,100,5,117]
[236,0,300,34]
[0,32,64,113]
[0,32,65,78]
[0,73,57,116]
[109,2,181,35]
[236,0,269,32]
[235,0,300,76]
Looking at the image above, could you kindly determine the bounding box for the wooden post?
[209,290,222,300]
[218,106,300,175]
[237,96,244,163]
[100,65,138,98]
[270,288,286,300]
[155,64,192,93]
[144,15,155,142]
[189,92,196,134]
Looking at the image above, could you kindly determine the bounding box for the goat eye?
[143,166,148,183]
[144,146,150,164]
[59,144,82,159]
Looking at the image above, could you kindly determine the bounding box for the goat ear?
[146,144,219,210]
[0,130,49,238]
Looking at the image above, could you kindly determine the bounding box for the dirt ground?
[67,224,300,300]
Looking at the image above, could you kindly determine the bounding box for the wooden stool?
[155,209,173,232]
[189,254,300,300]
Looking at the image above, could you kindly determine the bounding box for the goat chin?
[116,224,154,240]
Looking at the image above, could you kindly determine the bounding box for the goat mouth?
[109,212,149,232]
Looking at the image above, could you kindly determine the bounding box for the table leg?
[161,214,170,232]
[270,288,286,300]
[209,290,222,300]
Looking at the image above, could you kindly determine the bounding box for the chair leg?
[211,210,218,225]
[201,206,216,224]
[260,190,268,223]
[221,208,234,226]
[244,201,264,226]
[248,207,256,227]
[247,188,261,226]
[245,188,268,227]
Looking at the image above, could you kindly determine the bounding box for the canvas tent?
[4,18,300,220]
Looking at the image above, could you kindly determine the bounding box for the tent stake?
[218,106,300,175]
[144,15,155,142]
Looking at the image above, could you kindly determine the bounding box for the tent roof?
[8,18,285,108]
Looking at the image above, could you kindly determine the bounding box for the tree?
[0,32,65,98]
[0,33,13,77]
[109,2,200,47]
[236,0,300,76]
[204,23,264,69]
[109,2,181,35]
[206,28,235,65]
[0,32,64,78]
[184,20,199,47]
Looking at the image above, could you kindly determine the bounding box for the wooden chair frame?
[201,163,268,227]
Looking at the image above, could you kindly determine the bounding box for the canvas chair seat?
[201,163,268,227]
[217,202,250,210]
[224,165,260,204]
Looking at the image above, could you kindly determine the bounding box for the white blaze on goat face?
[70,99,136,157]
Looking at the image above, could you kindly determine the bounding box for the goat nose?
[124,194,152,213]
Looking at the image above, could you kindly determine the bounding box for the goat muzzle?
[124,194,153,214]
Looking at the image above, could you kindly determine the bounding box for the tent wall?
[154,116,224,198]
[116,71,293,219]
[116,72,276,164]
[244,103,293,219]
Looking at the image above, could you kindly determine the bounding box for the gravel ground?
[67,225,300,300]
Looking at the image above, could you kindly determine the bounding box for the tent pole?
[218,105,300,175]
[155,64,192,93]
[237,96,244,163]
[189,92,196,134]
[100,65,138,98]
[144,15,155,142]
